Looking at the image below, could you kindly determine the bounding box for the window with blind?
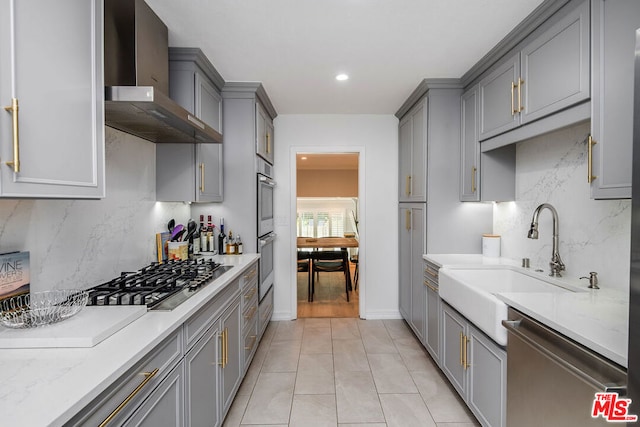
[296,198,355,238]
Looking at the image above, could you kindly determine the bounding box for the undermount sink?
[439,267,579,346]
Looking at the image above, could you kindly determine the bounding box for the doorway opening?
[295,153,360,318]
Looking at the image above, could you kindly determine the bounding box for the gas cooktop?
[85,259,233,311]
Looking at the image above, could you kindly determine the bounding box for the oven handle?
[258,175,276,187]
[259,233,277,247]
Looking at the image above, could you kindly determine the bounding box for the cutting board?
[0,306,147,348]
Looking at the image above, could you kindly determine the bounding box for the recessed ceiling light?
[335,74,349,81]
[301,156,308,160]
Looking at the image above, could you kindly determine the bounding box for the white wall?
[0,127,190,292]
[273,114,399,320]
[494,121,631,291]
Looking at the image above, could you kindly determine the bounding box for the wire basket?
[0,290,89,329]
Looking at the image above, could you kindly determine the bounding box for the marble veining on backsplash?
[494,122,631,292]
[0,128,190,292]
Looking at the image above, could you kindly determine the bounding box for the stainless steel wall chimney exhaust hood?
[104,0,222,144]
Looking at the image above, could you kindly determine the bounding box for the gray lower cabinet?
[123,362,185,427]
[66,330,184,426]
[241,264,259,373]
[399,204,425,341]
[423,261,441,364]
[441,303,506,427]
[479,0,590,141]
[589,0,640,199]
[184,283,242,426]
[157,48,224,202]
[0,0,104,198]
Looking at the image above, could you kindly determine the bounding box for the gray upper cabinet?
[256,102,274,165]
[0,0,104,198]
[479,0,590,141]
[460,86,480,201]
[479,53,520,140]
[589,0,640,199]
[157,48,224,202]
[398,99,427,202]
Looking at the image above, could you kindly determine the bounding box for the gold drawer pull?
[424,268,437,278]
[245,287,257,300]
[463,335,470,369]
[423,280,438,293]
[588,135,597,184]
[244,306,257,321]
[4,98,20,173]
[245,335,257,351]
[99,368,159,427]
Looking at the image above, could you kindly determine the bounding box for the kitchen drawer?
[240,263,258,290]
[424,261,439,288]
[258,287,274,339]
[242,279,258,306]
[184,280,240,349]
[67,329,183,426]
[243,325,259,370]
[242,292,258,337]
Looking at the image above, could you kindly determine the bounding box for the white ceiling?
[146,0,545,115]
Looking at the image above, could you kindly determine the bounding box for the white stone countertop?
[0,254,259,427]
[424,253,629,368]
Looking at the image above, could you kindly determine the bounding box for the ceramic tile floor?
[223,318,480,427]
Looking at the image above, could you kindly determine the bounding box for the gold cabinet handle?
[463,335,469,369]
[4,98,20,172]
[219,329,226,367]
[405,209,411,231]
[460,332,464,367]
[424,267,437,278]
[99,368,159,427]
[471,166,477,193]
[405,175,411,196]
[224,327,229,367]
[517,78,524,113]
[245,335,257,351]
[511,82,517,116]
[588,135,597,183]
[423,280,438,293]
[244,306,257,321]
[199,162,205,192]
[245,287,257,300]
[266,133,271,154]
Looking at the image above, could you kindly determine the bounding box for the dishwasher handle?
[502,319,627,395]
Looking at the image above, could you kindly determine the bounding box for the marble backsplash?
[493,121,631,292]
[0,128,189,292]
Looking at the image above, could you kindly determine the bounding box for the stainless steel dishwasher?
[502,308,628,427]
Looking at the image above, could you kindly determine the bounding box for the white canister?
[482,234,501,257]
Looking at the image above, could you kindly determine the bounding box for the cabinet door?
[425,283,440,363]
[185,327,221,427]
[398,116,412,201]
[479,53,520,141]
[195,72,223,133]
[256,102,271,164]
[124,363,185,427]
[520,0,590,125]
[265,118,275,165]
[441,304,466,397]
[0,0,104,198]
[468,325,507,427]
[409,101,427,202]
[398,206,412,321]
[460,87,480,201]
[196,143,223,202]
[590,0,640,199]
[409,205,425,342]
[220,295,242,416]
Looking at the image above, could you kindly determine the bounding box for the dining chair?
[350,251,359,290]
[297,251,313,302]
[310,249,351,302]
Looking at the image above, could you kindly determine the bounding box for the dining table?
[297,237,359,300]
[296,236,359,249]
